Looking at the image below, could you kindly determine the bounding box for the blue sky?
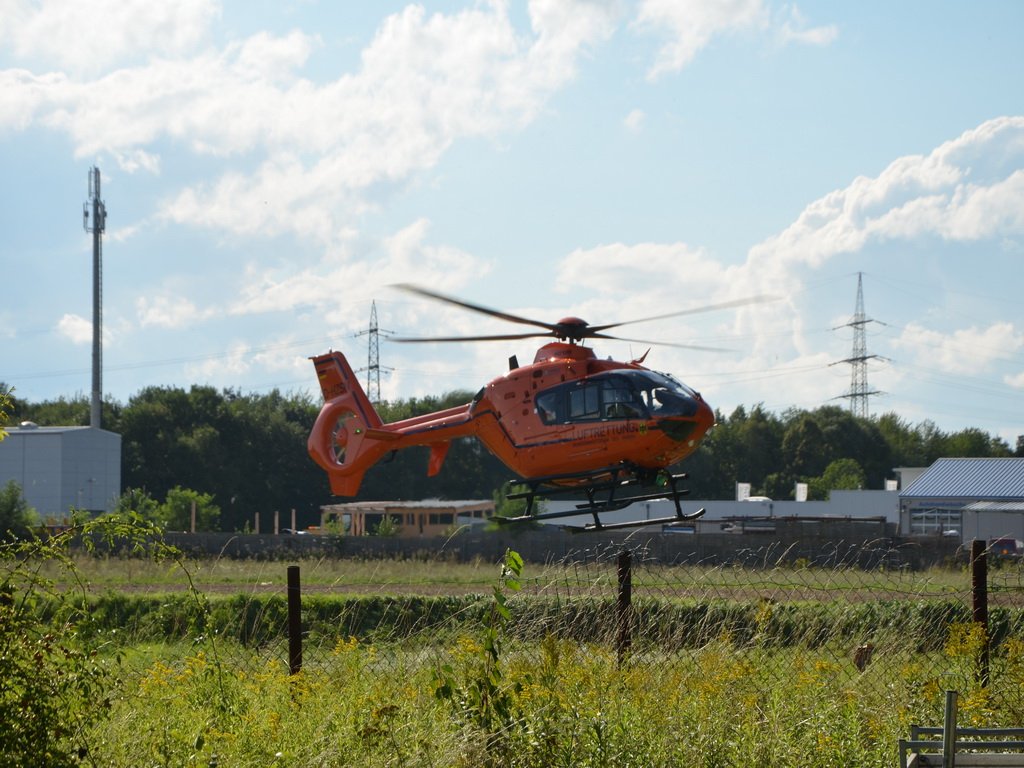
[2,0,1023,445]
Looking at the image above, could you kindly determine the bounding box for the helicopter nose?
[657,394,715,445]
[694,396,714,438]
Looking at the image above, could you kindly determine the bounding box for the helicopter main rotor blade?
[391,331,553,344]
[392,282,774,349]
[587,294,779,335]
[392,284,559,334]
[590,332,732,353]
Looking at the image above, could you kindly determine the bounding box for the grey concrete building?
[0,422,121,518]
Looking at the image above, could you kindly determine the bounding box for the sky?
[2,0,1023,446]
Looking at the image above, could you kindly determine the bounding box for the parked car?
[991,537,1022,558]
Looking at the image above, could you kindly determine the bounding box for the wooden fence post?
[970,539,989,687]
[288,565,302,675]
[617,549,632,667]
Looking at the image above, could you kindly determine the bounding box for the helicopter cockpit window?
[535,391,562,424]
[622,370,700,418]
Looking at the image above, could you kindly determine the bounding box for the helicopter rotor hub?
[554,317,589,342]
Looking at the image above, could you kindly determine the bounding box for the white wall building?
[542,489,899,531]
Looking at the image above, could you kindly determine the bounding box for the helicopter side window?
[535,390,562,424]
[602,383,644,419]
[568,384,601,420]
[538,375,650,424]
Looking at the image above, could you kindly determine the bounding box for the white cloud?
[0,1,618,260]
[542,115,1024,415]
[53,313,127,349]
[107,222,145,243]
[893,321,1024,376]
[136,295,213,329]
[110,148,162,175]
[632,0,834,80]
[551,240,787,382]
[227,218,489,322]
[184,340,251,383]
[634,0,766,79]
[624,108,645,133]
[229,30,319,84]
[774,4,838,47]
[722,118,1024,399]
[0,0,219,73]
[749,116,1024,270]
[56,313,93,344]
[558,241,726,296]
[0,1,615,245]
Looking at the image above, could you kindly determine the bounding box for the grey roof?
[901,458,1024,501]
[4,424,120,437]
[964,501,1024,514]
[7,423,91,434]
[321,499,493,511]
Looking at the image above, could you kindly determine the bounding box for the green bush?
[0,514,178,766]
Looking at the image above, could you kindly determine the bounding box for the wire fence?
[105,538,1024,725]
[22,536,1015,766]
[15,519,1024,765]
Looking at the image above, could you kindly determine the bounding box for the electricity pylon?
[831,272,884,418]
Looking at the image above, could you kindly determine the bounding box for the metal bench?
[899,692,1024,768]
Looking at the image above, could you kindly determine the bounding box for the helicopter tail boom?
[308,351,480,496]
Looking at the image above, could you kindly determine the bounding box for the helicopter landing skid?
[496,467,706,533]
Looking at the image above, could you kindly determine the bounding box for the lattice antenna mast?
[83,167,107,429]
[831,272,883,418]
[356,301,392,404]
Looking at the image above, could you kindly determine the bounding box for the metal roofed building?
[0,423,122,518]
[899,457,1024,540]
[961,501,1024,546]
[319,499,494,537]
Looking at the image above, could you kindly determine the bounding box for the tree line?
[5,383,1021,532]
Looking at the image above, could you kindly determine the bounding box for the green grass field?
[6,530,1022,767]
[46,550,975,597]
[84,622,1024,767]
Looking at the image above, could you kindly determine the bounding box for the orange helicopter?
[308,285,766,531]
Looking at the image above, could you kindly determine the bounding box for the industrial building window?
[910,508,962,536]
[427,513,454,525]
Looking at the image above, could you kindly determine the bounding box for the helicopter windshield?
[614,370,701,418]
[535,370,699,425]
